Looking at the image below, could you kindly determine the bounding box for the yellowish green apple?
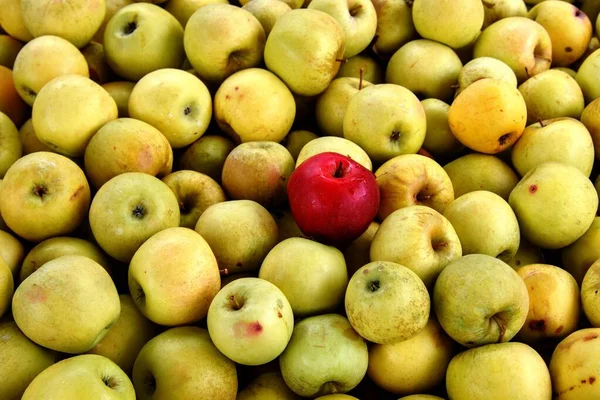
[581,259,600,327]
[0,0,33,42]
[0,112,22,178]
[455,56,518,96]
[282,130,318,160]
[482,0,528,29]
[179,134,236,182]
[102,81,135,118]
[343,221,380,277]
[237,371,301,400]
[581,98,600,159]
[0,230,24,277]
[506,237,544,270]
[81,41,113,84]
[18,118,52,155]
[562,217,600,285]
[371,0,415,56]
[0,258,12,317]
[295,136,372,170]
[242,0,292,37]
[0,34,24,69]
[335,54,384,84]
[576,49,600,104]
[420,98,464,157]
[92,0,135,44]
[165,0,229,28]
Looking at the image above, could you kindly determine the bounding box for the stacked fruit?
[1,0,600,398]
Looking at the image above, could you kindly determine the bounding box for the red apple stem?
[359,68,364,90]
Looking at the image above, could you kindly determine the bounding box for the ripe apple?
[271,208,303,243]
[482,0,528,29]
[433,254,529,347]
[132,326,237,400]
[104,3,185,81]
[282,129,318,160]
[287,152,379,247]
[576,49,600,103]
[345,261,430,344]
[371,0,415,56]
[562,217,600,285]
[194,200,279,274]
[446,342,552,400]
[420,98,464,159]
[22,354,135,400]
[179,134,236,183]
[508,162,598,250]
[207,277,294,366]
[102,81,135,118]
[279,313,368,397]
[0,0,33,42]
[184,4,265,85]
[0,67,27,128]
[129,227,221,326]
[375,154,455,220]
[582,259,600,327]
[506,237,544,270]
[344,221,380,276]
[370,205,462,288]
[128,68,213,148]
[296,136,372,171]
[0,230,24,278]
[0,320,56,400]
[581,98,600,159]
[214,68,296,144]
[0,34,23,69]
[264,9,345,96]
[242,0,292,37]
[92,0,135,43]
[12,255,120,354]
[0,258,12,317]
[258,237,348,317]
[165,0,229,28]
[455,56,518,96]
[335,54,384,84]
[0,112,22,178]
[88,172,180,262]
[18,118,52,155]
[0,152,90,242]
[386,39,463,101]
[81,41,114,84]
[237,371,300,400]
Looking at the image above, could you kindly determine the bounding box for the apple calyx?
[132,204,146,219]
[143,374,157,395]
[431,239,448,251]
[122,21,137,36]
[102,375,119,389]
[32,184,48,199]
[498,132,512,146]
[390,130,401,142]
[349,4,363,16]
[368,280,380,292]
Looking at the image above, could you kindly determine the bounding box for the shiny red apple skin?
[287,152,380,247]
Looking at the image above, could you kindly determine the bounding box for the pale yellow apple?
[420,98,464,157]
[0,230,24,277]
[375,154,455,220]
[554,67,578,78]
[237,371,301,400]
[165,0,229,27]
[474,17,553,82]
[343,221,379,277]
[371,0,415,56]
[84,118,173,188]
[179,134,236,182]
[102,81,135,118]
[12,35,89,106]
[0,258,12,317]
[518,70,585,124]
[214,68,295,143]
[367,317,453,395]
[577,49,600,104]
[581,98,600,159]
[0,152,91,242]
[0,0,33,42]
[506,237,544,270]
[12,255,120,354]
[447,342,552,399]
[81,41,114,84]
[92,0,135,44]
[0,320,56,400]
[456,57,518,97]
[32,74,118,157]
[562,217,600,285]
[0,112,22,178]
[128,68,213,148]
[0,34,24,69]
[386,39,463,101]
[296,136,372,170]
[398,396,444,400]
[582,259,600,327]
[161,170,226,229]
[270,208,303,242]
[282,130,318,160]
[528,1,593,67]
[482,0,528,29]
[242,0,292,37]
[549,328,600,400]
[18,118,52,154]
[335,54,384,84]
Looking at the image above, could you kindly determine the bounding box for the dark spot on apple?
[368,280,380,292]
[277,311,283,318]
[70,185,84,201]
[390,130,401,141]
[277,299,284,309]
[362,268,369,274]
[556,325,564,334]
[102,375,118,389]
[247,321,263,336]
[575,9,582,17]
[132,204,146,219]
[529,184,538,194]
[596,290,598,294]
[21,85,36,99]
[498,132,512,146]
[590,377,596,384]
[183,106,191,116]
[225,95,231,100]
[136,287,145,302]
[582,379,587,384]
[122,21,137,35]
[144,374,156,395]
[234,86,239,91]
[529,319,546,331]
[565,46,573,53]
[236,261,242,267]
[569,386,575,391]
[584,333,598,341]
[431,239,447,251]
[32,184,48,199]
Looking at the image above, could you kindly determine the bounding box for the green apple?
[455,56,518,96]
[576,49,600,103]
[87,295,157,375]
[482,0,528,29]
[0,230,24,278]
[264,9,345,96]
[443,190,520,262]
[22,354,135,400]
[516,263,580,343]
[129,227,221,326]
[0,320,56,400]
[282,130,318,160]
[433,254,529,347]
[474,17,553,82]
[104,3,185,81]
[0,258,12,317]
[12,35,89,106]
[367,317,453,396]
[0,34,24,69]
[179,134,236,183]
[20,0,105,48]
[375,154,455,220]
[528,1,593,67]
[511,118,594,178]
[412,0,484,49]
[345,261,430,344]
[343,84,426,164]
[222,141,294,208]
[128,68,213,148]
[315,77,373,138]
[280,314,368,397]
[0,112,22,178]
[184,4,265,85]
[370,205,462,288]
[32,74,118,157]
[242,0,292,37]
[308,0,377,58]
[12,255,120,354]
[161,170,226,229]
[518,70,585,124]
[207,277,294,366]
[92,0,135,44]
[343,221,380,277]
[316,395,358,400]
[214,68,296,143]
[386,39,463,101]
[508,162,598,249]
[420,98,464,158]
[447,342,552,400]
[20,236,112,283]
[562,217,600,285]
[165,0,229,28]
[371,0,415,56]
[506,237,544,270]
[335,54,384,84]
[195,200,279,274]
[549,328,600,400]
[258,237,348,317]
[88,172,180,262]
[270,208,304,243]
[0,152,90,242]
[102,81,135,118]
[296,136,372,170]
[582,259,600,327]
[0,0,33,42]
[581,98,600,159]
[132,326,237,400]
[237,371,301,400]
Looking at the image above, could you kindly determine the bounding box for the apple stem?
[537,118,546,127]
[335,58,348,64]
[333,161,344,178]
[220,268,229,276]
[229,295,242,310]
[359,68,364,90]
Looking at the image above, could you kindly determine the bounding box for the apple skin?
[582,259,600,327]
[576,49,600,103]
[0,112,23,178]
[0,0,34,42]
[287,152,380,247]
[0,258,12,318]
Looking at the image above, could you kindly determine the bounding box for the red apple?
[287,152,380,247]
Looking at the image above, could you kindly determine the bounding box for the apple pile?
[1,0,600,398]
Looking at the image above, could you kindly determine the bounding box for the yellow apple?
[0,111,23,178]
[296,136,372,170]
[179,134,236,183]
[371,0,415,56]
[581,98,600,159]
[282,130,318,160]
[0,258,12,317]
[0,0,33,42]
[242,0,292,37]
[165,0,228,27]
[102,81,135,118]
[577,49,600,104]
[0,34,24,69]
[582,259,600,327]
[0,230,24,277]
[18,118,52,155]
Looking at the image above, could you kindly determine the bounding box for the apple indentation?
[183,106,192,116]
[132,204,146,219]
[490,311,509,342]
[135,286,145,302]
[349,4,362,16]
[21,85,36,100]
[498,133,512,146]
[229,294,244,310]
[416,191,432,202]
[32,184,48,199]
[431,239,448,251]
[565,46,573,53]
[368,280,380,292]
[143,373,157,396]
[102,375,119,389]
[333,161,346,178]
[178,197,194,215]
[529,319,546,331]
[390,130,401,142]
[122,21,137,36]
